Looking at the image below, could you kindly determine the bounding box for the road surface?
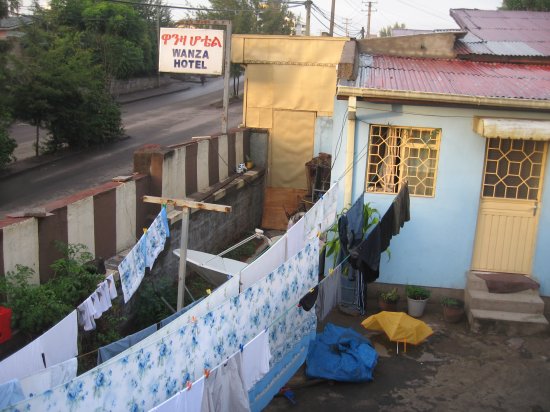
[0,78,243,218]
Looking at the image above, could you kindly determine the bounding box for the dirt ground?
[265,300,550,412]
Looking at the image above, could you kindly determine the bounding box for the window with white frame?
[366,125,441,197]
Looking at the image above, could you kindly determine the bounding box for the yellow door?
[472,138,547,274]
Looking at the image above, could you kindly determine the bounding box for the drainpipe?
[344,96,357,208]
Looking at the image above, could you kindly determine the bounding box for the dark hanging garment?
[379,204,395,252]
[299,286,319,311]
[349,224,382,283]
[337,214,350,264]
[346,196,364,249]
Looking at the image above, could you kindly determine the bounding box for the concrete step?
[465,288,545,315]
[468,308,549,336]
[467,272,490,291]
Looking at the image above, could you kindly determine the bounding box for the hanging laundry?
[119,231,148,303]
[240,236,286,290]
[346,194,365,248]
[321,181,340,233]
[0,338,45,385]
[77,296,97,331]
[316,265,342,322]
[97,324,158,365]
[19,358,77,399]
[0,379,25,409]
[149,377,205,412]
[106,274,118,300]
[95,281,112,313]
[392,182,410,235]
[40,310,78,367]
[159,297,204,329]
[145,207,170,269]
[11,239,319,412]
[304,198,322,240]
[201,352,251,412]
[241,330,271,392]
[286,215,305,260]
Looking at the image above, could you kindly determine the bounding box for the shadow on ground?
[265,299,550,412]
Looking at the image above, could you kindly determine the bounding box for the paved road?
[0,78,243,218]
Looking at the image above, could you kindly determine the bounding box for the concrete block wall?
[0,177,150,282]
[0,128,266,285]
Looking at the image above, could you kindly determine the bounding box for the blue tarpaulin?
[306,323,378,382]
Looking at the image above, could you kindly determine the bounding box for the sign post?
[143,195,231,310]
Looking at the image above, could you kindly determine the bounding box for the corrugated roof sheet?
[451,9,550,57]
[344,54,550,101]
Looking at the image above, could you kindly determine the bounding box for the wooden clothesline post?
[143,195,232,311]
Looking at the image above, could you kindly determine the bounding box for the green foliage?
[133,276,177,330]
[441,297,464,308]
[0,116,16,168]
[380,287,400,303]
[501,0,550,10]
[0,0,19,18]
[406,285,431,300]
[11,28,124,150]
[326,202,381,266]
[0,243,103,337]
[379,22,405,38]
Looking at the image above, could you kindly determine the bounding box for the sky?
[19,0,504,37]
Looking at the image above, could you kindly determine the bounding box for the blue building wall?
[330,100,550,295]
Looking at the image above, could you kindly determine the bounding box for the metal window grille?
[366,125,441,197]
[482,138,547,200]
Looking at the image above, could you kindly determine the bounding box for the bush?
[0,243,103,338]
[380,287,399,303]
[406,285,431,300]
[441,297,464,308]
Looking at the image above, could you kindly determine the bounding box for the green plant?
[0,243,104,337]
[441,297,464,308]
[380,287,399,303]
[326,202,381,266]
[406,285,431,300]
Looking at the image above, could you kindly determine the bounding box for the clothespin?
[239,343,244,353]
[317,231,321,238]
[329,268,334,275]
[190,315,197,323]
[206,289,212,295]
[204,369,210,378]
[143,228,147,234]
[162,203,167,209]
[309,288,315,293]
[186,380,192,390]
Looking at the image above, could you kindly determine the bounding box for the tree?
[501,0,550,10]
[379,22,405,38]
[257,0,294,35]
[0,36,16,167]
[11,28,123,151]
[0,0,19,18]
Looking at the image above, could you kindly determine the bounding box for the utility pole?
[343,17,350,37]
[143,196,231,311]
[329,0,335,36]
[156,0,161,87]
[365,1,374,38]
[305,0,311,36]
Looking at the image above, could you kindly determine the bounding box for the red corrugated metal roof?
[351,54,550,101]
[451,9,550,57]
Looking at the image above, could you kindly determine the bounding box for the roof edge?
[336,86,550,111]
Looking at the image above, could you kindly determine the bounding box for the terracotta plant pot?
[443,306,464,323]
[378,297,398,312]
[245,161,254,169]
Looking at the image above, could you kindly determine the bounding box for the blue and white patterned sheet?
[8,238,319,412]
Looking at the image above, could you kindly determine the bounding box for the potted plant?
[378,288,400,312]
[406,285,431,318]
[441,297,465,323]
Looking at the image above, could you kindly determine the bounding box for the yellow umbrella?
[361,311,433,347]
